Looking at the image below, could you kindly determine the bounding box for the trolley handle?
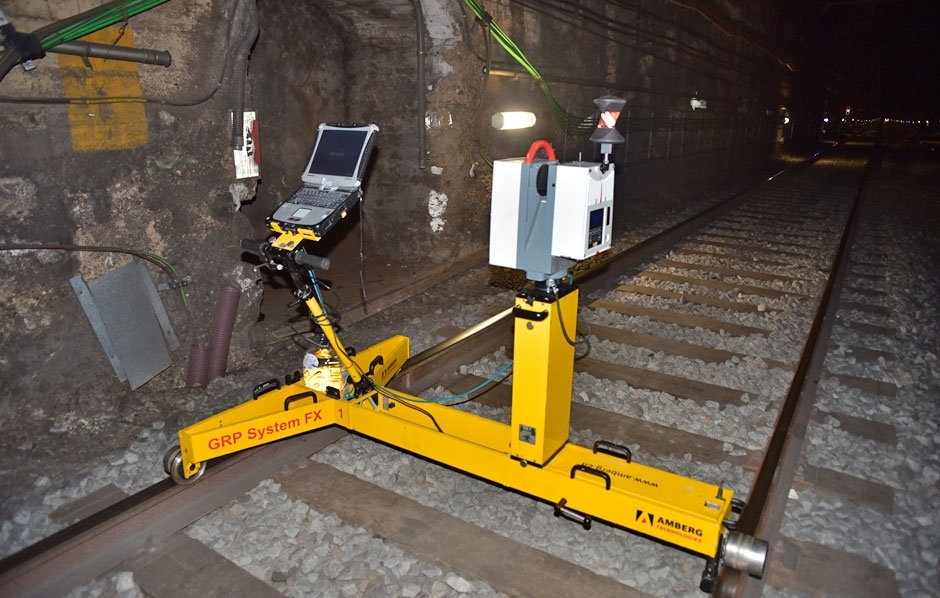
[239,238,331,271]
[240,238,268,256]
[293,250,331,271]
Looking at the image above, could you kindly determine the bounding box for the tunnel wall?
[0,0,806,398]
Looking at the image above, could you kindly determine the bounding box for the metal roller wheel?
[163,446,205,485]
[162,445,179,475]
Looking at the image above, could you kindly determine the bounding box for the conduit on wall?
[207,285,241,381]
[410,0,428,169]
[231,0,259,150]
[186,342,211,388]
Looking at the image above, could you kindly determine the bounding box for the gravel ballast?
[2,149,937,597]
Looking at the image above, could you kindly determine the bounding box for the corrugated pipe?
[410,0,427,168]
[207,285,241,381]
[186,341,210,388]
[231,0,259,150]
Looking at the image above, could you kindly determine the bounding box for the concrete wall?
[0,0,808,398]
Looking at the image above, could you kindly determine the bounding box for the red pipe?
[207,285,241,381]
[186,341,210,388]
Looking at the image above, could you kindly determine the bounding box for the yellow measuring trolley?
[164,125,768,592]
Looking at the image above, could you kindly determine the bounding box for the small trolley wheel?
[163,446,206,485]
[162,445,179,475]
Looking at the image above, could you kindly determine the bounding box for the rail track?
[1,143,905,597]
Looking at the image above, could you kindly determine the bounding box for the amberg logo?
[635,509,704,539]
[635,509,655,527]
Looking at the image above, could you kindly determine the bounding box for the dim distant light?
[491,111,537,130]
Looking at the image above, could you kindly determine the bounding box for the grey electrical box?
[71,258,179,390]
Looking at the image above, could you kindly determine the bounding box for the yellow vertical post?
[58,26,148,151]
[509,286,579,465]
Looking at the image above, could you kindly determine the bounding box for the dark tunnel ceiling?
[287,0,939,118]
[315,0,938,119]
[814,0,940,117]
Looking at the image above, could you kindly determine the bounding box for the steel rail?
[718,146,879,597]
[0,429,346,598]
[0,149,834,596]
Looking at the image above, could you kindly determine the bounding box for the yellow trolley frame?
[165,231,766,592]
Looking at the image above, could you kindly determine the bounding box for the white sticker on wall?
[233,111,260,179]
[428,190,448,233]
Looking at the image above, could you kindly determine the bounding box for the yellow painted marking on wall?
[58,26,148,151]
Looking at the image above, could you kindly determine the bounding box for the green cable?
[140,250,190,308]
[1,0,170,63]
[0,243,191,316]
[462,0,596,136]
[41,0,171,47]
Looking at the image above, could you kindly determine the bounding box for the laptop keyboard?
[291,186,348,208]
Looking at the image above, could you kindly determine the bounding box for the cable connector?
[157,276,191,291]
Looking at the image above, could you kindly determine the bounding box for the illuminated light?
[690,97,707,110]
[491,111,537,130]
[783,116,790,124]
[823,117,829,123]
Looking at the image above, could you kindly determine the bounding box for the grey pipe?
[48,40,172,67]
[410,0,427,168]
[231,0,259,150]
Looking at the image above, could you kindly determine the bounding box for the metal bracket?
[157,276,191,291]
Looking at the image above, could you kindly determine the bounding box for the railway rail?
[0,143,911,597]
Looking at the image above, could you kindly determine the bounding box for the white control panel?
[551,162,614,260]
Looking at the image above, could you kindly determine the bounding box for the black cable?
[358,200,368,310]
[473,16,495,166]
[499,0,774,100]
[553,296,580,349]
[552,290,591,360]
[523,0,762,76]
[390,397,444,433]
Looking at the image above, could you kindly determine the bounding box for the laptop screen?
[305,128,369,179]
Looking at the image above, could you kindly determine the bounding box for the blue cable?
[374,359,513,404]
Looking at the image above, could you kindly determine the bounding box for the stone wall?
[0,0,811,398]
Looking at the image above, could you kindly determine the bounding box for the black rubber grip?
[512,306,548,321]
[240,238,267,256]
[294,252,331,271]
[284,391,317,411]
[252,378,280,399]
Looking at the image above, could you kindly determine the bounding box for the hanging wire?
[461,0,596,137]
[0,243,193,330]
